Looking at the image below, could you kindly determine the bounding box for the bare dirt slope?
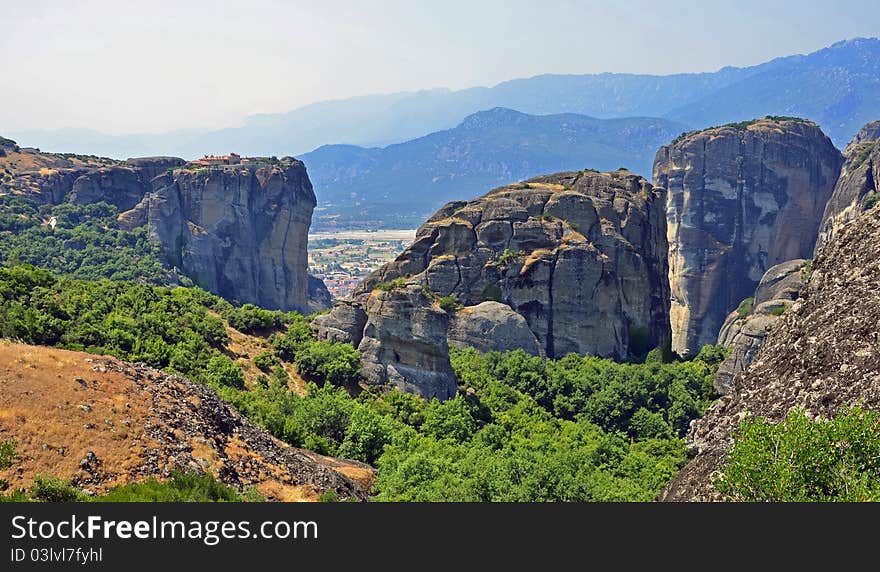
[0,342,372,501]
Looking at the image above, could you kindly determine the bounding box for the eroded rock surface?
[661,204,880,501]
[814,119,880,253]
[714,259,809,394]
[315,170,670,398]
[122,158,326,313]
[654,117,842,356]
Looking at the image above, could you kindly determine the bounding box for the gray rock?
[357,285,457,400]
[316,169,670,398]
[122,158,326,313]
[655,117,843,356]
[815,119,880,253]
[714,259,808,393]
[312,300,368,346]
[447,301,543,356]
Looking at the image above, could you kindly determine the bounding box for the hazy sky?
[2,0,877,134]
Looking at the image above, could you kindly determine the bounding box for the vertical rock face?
[654,117,843,356]
[314,169,671,398]
[123,158,324,313]
[814,119,880,253]
[357,286,457,400]
[661,203,880,501]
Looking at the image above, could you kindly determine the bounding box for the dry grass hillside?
[0,342,373,501]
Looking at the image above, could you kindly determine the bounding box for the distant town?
[308,229,416,298]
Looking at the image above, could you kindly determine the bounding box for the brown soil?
[0,342,372,501]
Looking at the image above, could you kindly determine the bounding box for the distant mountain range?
[301,108,685,229]
[11,37,880,160]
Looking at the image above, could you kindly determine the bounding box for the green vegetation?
[800,260,813,285]
[0,198,177,284]
[497,249,524,268]
[221,302,286,333]
[852,142,876,170]
[375,277,408,291]
[438,294,461,313]
[294,341,360,387]
[0,265,726,502]
[97,472,262,502]
[862,192,880,211]
[0,439,16,490]
[768,306,786,316]
[0,266,357,395]
[450,347,717,438]
[736,297,754,319]
[0,136,17,147]
[2,472,260,502]
[717,408,880,502]
[764,115,809,124]
[480,283,503,302]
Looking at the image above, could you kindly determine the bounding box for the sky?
[1,0,878,134]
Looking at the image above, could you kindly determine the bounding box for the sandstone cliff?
[814,119,880,252]
[654,117,843,356]
[120,158,328,313]
[315,170,670,398]
[0,342,370,501]
[661,202,880,501]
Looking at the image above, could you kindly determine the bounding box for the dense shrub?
[294,340,361,387]
[0,198,176,284]
[97,472,261,502]
[450,347,717,438]
[717,407,880,502]
[3,472,259,502]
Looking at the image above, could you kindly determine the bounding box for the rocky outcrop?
[714,259,809,394]
[2,147,329,315]
[654,117,843,356]
[68,157,185,212]
[67,156,184,212]
[357,285,457,400]
[1,151,183,209]
[814,120,880,253]
[661,203,880,501]
[0,342,370,500]
[122,158,326,313]
[447,301,543,357]
[315,169,670,398]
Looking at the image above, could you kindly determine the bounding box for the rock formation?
[0,150,183,208]
[814,119,880,253]
[654,117,843,356]
[447,301,543,357]
[120,158,326,313]
[714,258,809,394]
[1,145,329,314]
[315,169,671,398]
[661,202,880,501]
[68,157,184,211]
[357,285,457,400]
